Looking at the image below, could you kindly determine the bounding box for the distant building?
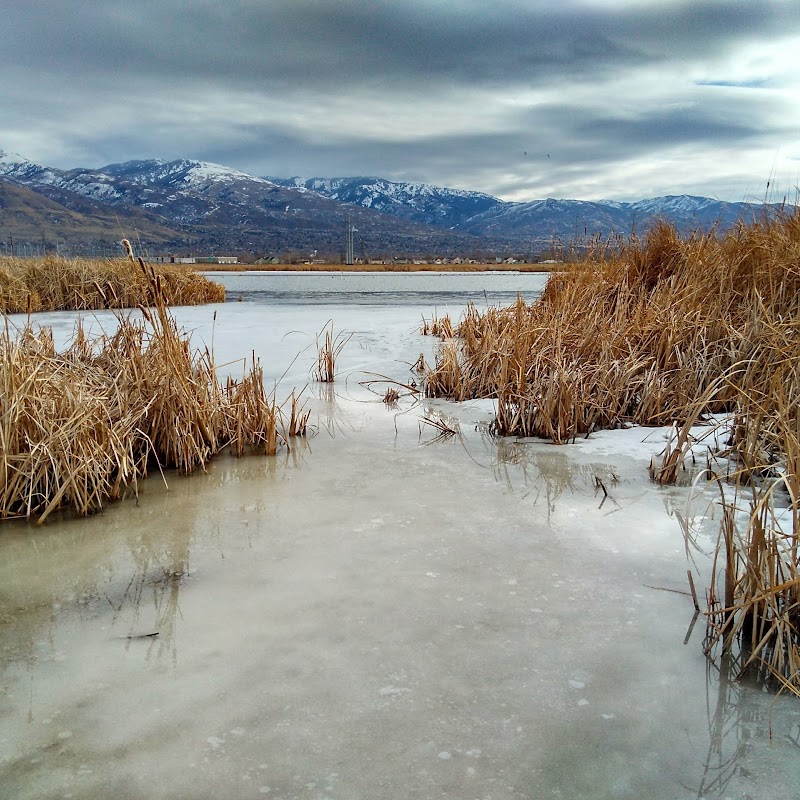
[148,255,238,265]
[195,255,238,264]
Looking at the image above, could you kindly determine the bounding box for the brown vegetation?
[0,244,304,523]
[313,322,351,383]
[0,254,224,313]
[424,214,799,442]
[422,210,800,692]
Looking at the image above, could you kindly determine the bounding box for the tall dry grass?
[425,213,799,442]
[0,243,305,523]
[423,209,800,689]
[703,314,799,695]
[0,254,224,313]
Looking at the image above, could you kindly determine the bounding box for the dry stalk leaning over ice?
[419,409,459,443]
[0,240,305,523]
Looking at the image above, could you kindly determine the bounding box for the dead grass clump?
[0,242,302,523]
[421,312,454,339]
[704,473,800,697]
[0,254,224,313]
[425,210,800,443]
[285,389,310,438]
[313,321,351,383]
[702,313,799,693]
[383,387,401,405]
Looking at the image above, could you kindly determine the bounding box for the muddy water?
[2,288,799,799]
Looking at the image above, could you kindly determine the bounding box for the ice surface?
[1,277,799,800]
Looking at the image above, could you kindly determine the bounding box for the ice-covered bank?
[1,274,799,799]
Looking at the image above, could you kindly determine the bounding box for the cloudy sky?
[1,0,798,201]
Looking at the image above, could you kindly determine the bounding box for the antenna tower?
[345,215,355,265]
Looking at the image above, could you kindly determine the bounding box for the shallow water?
[2,277,799,800]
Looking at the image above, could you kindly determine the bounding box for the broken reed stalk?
[383,387,401,405]
[285,389,310,438]
[0,253,224,312]
[313,321,351,382]
[420,312,454,339]
[0,240,304,523]
[420,210,800,690]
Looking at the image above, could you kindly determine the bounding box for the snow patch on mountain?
[102,158,277,190]
[0,150,30,167]
[629,195,719,215]
[271,175,502,228]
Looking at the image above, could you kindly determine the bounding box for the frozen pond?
[203,269,550,307]
[1,274,799,799]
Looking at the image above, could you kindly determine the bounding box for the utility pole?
[345,215,355,265]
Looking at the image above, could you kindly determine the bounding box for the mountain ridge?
[1,150,780,257]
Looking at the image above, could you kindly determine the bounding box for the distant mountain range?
[0,150,779,258]
[273,176,775,241]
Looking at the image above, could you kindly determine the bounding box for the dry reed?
[383,387,401,405]
[702,314,799,694]
[424,214,799,443]
[0,242,304,523]
[313,321,351,383]
[420,312,454,339]
[422,209,800,689]
[0,254,224,313]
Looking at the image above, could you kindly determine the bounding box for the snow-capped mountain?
[0,150,202,247]
[0,153,485,254]
[270,176,500,229]
[0,152,286,224]
[1,149,780,255]
[101,158,277,192]
[272,173,774,241]
[454,198,625,240]
[0,150,127,203]
[454,193,771,242]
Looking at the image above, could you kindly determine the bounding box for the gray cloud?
[1,0,798,200]
[5,1,791,86]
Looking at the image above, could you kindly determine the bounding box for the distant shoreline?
[194,262,556,273]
